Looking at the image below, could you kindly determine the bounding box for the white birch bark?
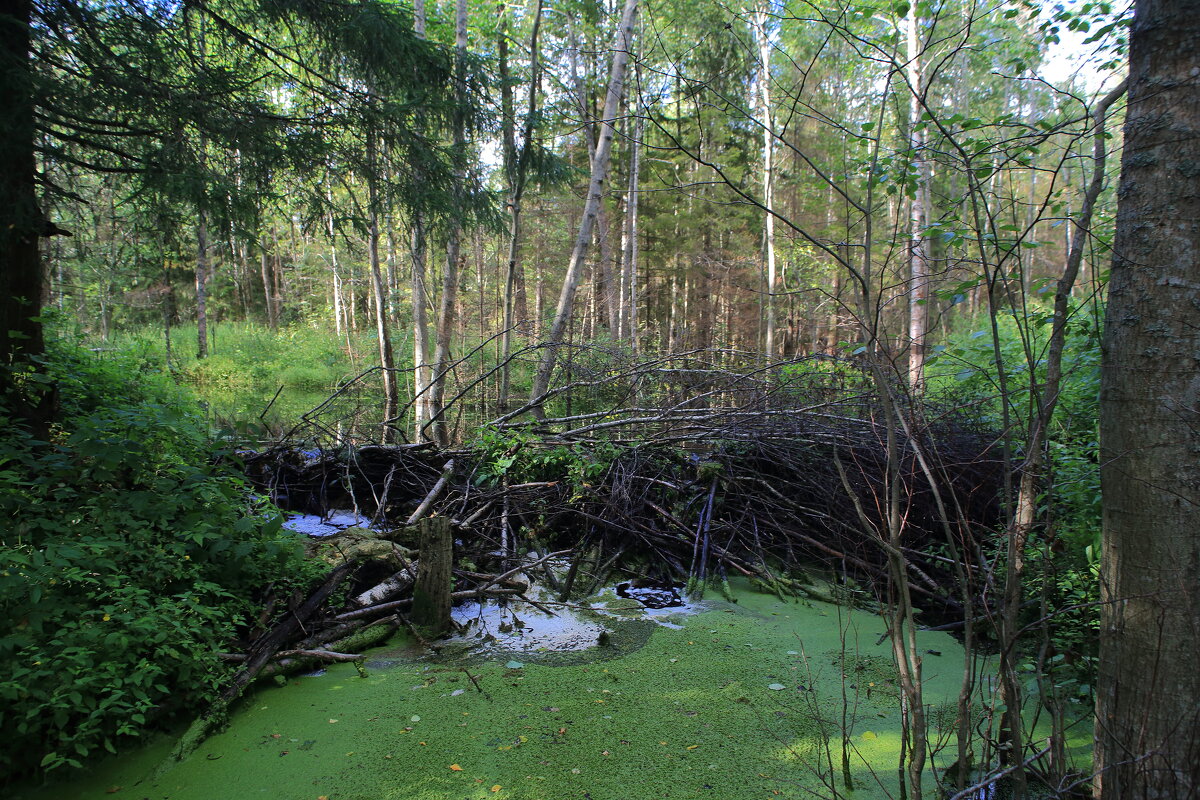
[906,5,929,392]
[752,5,776,359]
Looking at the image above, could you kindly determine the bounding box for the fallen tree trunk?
[333,585,526,623]
[351,564,417,607]
[153,562,357,777]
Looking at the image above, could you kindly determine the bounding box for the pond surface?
[14,584,1092,800]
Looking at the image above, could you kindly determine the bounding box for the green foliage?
[0,338,316,779]
[469,428,622,496]
[101,323,365,391]
[927,302,1101,443]
[933,304,1103,694]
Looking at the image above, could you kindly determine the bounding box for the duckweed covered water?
[14,585,1091,800]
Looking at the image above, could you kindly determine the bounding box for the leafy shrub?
[0,338,315,779]
[470,428,622,495]
[931,304,1103,693]
[926,304,1101,444]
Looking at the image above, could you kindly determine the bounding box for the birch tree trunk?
[752,4,776,359]
[905,5,929,392]
[529,0,638,415]
[1096,1,1200,795]
[366,125,398,442]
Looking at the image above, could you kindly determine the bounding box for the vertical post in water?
[412,517,453,636]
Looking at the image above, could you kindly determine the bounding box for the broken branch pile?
[240,401,1004,621]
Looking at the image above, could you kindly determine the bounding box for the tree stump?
[411,517,452,636]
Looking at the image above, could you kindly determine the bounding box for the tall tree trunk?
[498,0,543,413]
[0,0,44,368]
[621,66,642,351]
[410,0,433,441]
[529,0,638,415]
[260,248,277,330]
[1096,2,1200,796]
[428,0,469,446]
[195,211,210,359]
[906,4,929,392]
[411,220,433,439]
[752,5,777,360]
[329,203,345,338]
[367,126,398,443]
[386,226,398,322]
[271,225,284,324]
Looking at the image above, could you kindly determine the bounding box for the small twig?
[259,385,284,421]
[462,668,490,699]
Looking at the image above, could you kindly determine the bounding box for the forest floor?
[10,581,1093,800]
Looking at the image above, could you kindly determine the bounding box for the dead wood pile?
[239,408,1004,621]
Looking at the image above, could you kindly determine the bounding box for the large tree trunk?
[905,4,929,392]
[0,0,43,367]
[1095,2,1200,797]
[528,0,638,415]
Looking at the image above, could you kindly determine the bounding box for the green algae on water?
[11,583,1092,800]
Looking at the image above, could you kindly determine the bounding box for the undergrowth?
[0,334,319,781]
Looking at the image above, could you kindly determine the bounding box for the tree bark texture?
[905,5,928,392]
[1096,2,1200,797]
[753,5,776,360]
[0,0,43,367]
[411,516,453,637]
